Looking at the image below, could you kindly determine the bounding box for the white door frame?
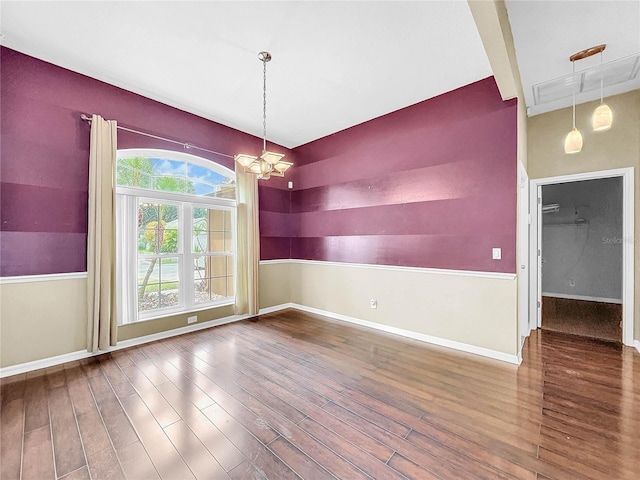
[529,183,542,331]
[529,167,635,346]
[517,163,530,350]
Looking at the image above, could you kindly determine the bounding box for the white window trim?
[117,186,236,208]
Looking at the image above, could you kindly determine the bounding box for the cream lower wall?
[286,261,519,356]
[2,260,519,369]
[1,275,239,368]
[259,261,291,310]
[1,261,291,369]
[528,89,640,341]
[0,278,87,367]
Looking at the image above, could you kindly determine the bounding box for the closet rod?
[80,113,234,159]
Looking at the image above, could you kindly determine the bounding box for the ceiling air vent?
[529,53,640,116]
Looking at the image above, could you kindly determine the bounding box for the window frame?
[116,148,236,325]
[190,202,236,308]
[135,197,184,320]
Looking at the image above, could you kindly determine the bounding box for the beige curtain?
[87,114,118,352]
[235,167,260,316]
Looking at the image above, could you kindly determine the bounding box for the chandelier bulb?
[564,127,583,154]
[592,104,613,132]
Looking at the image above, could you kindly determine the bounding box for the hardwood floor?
[542,297,622,343]
[1,309,639,480]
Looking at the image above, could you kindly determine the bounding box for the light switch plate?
[492,248,502,260]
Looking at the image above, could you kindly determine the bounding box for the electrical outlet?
[492,248,502,260]
[187,315,197,324]
[370,299,377,309]
[569,279,575,287]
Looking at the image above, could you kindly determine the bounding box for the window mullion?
[183,203,193,310]
[129,196,139,322]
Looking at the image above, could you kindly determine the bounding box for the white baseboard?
[257,303,294,315]
[288,303,521,365]
[0,310,268,378]
[542,292,622,304]
[635,340,640,354]
[0,301,521,378]
[115,313,253,351]
[0,350,100,379]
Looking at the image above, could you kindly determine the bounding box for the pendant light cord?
[572,60,576,129]
[599,52,604,105]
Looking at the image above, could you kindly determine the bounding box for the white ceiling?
[2,2,639,147]
[506,0,640,116]
[0,1,492,148]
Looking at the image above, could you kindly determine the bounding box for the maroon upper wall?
[0,47,290,275]
[287,77,518,273]
[1,48,517,276]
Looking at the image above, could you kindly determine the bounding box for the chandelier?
[564,44,613,155]
[235,51,292,179]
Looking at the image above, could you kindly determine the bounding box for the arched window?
[116,149,236,324]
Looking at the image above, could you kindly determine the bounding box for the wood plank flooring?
[1,309,639,480]
[542,296,622,343]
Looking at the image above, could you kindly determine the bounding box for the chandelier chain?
[234,51,291,179]
[263,56,267,153]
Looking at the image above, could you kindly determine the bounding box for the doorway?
[540,177,622,342]
[530,168,634,347]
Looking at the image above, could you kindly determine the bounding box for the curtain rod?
[80,114,234,159]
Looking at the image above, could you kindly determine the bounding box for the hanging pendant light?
[234,51,293,180]
[564,58,583,154]
[592,49,613,131]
